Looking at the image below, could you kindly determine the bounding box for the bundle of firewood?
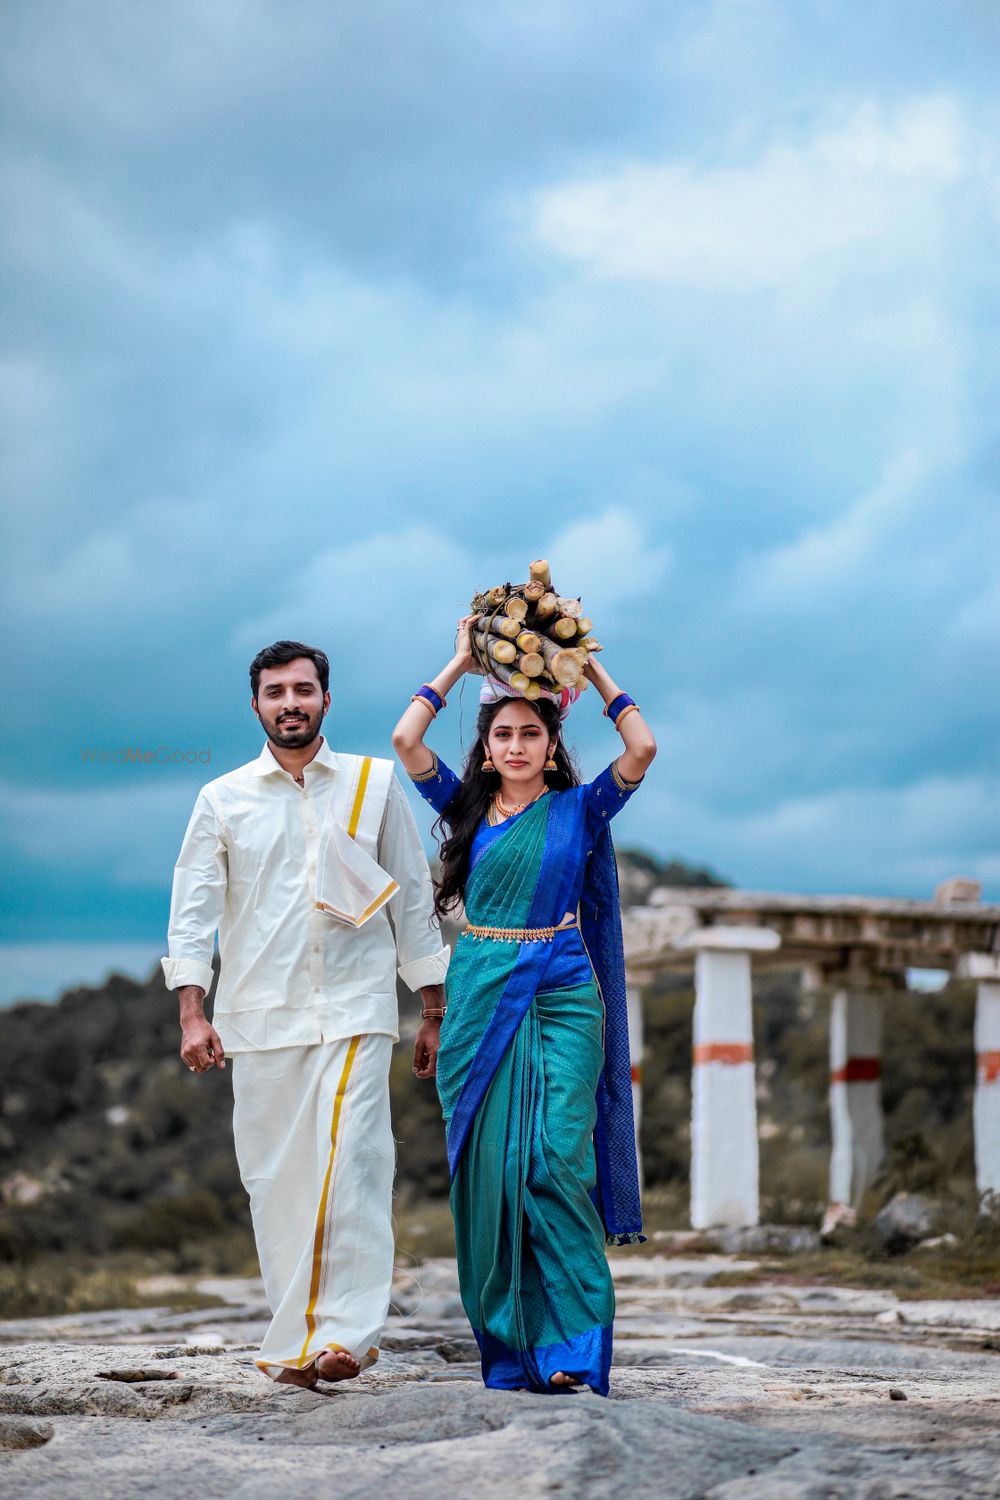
[469,559,601,700]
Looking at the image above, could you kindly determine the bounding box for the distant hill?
[615,846,730,906]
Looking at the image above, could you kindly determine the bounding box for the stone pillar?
[826,985,885,1222]
[682,926,780,1229]
[626,975,644,1189]
[959,954,1000,1198]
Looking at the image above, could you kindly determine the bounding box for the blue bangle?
[604,692,634,723]
[414,685,446,713]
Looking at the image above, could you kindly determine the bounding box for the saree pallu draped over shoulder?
[435,785,643,1396]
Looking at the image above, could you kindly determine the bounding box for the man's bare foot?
[314,1349,361,1382]
[274,1365,318,1389]
[550,1371,581,1388]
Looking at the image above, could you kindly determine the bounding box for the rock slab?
[1,1259,999,1499]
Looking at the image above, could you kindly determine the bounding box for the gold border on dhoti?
[296,1033,363,1367]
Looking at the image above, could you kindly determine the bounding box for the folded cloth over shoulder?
[314,817,399,928]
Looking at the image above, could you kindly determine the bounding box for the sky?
[2,0,998,1002]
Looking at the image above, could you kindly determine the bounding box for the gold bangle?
[421,1009,446,1020]
[410,694,437,716]
[614,703,640,730]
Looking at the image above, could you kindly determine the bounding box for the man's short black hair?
[249,641,330,699]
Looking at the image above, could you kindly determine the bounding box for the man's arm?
[161,789,228,1074]
[377,775,450,1080]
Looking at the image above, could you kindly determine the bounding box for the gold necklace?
[488,786,549,826]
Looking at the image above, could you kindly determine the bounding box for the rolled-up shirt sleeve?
[378,774,450,990]
[161,789,228,995]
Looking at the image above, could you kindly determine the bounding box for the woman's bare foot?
[314,1349,361,1382]
[274,1365,318,1389]
[550,1371,581,1388]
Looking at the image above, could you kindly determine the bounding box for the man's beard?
[264,707,323,748]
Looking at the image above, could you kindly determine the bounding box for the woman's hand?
[583,653,611,691]
[455,613,480,674]
[391,615,481,774]
[584,653,657,780]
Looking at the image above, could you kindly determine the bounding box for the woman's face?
[485,700,554,786]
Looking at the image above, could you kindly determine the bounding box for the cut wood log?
[503,595,528,621]
[576,617,593,636]
[529,559,552,589]
[579,636,603,653]
[485,585,508,608]
[535,592,558,621]
[556,596,583,619]
[553,617,578,640]
[486,615,520,639]
[536,635,583,686]
[474,631,517,666]
[482,657,542,699]
[518,651,544,677]
[516,630,542,653]
[523,580,546,603]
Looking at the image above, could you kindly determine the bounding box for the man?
[161,640,448,1387]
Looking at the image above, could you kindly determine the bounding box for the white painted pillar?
[827,986,885,1214]
[626,975,644,1191]
[682,926,780,1229]
[959,954,1000,1198]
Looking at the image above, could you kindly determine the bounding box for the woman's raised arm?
[391,614,479,777]
[583,656,657,784]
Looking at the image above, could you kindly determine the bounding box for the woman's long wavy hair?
[433,696,580,919]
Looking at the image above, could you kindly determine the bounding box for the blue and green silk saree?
[410,755,644,1396]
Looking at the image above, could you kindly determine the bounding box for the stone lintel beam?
[681,925,781,954]
[820,965,903,994]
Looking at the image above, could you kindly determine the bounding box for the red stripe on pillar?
[693,1042,754,1066]
[630,1064,642,1084]
[831,1057,881,1084]
[978,1050,1000,1084]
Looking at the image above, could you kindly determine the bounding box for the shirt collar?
[249,735,338,778]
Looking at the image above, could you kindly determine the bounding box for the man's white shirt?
[161,736,449,1052]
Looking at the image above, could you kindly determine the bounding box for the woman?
[392,615,656,1395]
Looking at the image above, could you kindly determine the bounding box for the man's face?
[253,659,330,748]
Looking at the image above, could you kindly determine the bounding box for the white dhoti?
[231,1032,396,1378]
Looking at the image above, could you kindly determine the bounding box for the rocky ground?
[1,1255,998,1499]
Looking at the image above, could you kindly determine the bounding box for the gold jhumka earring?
[481,754,496,773]
[544,751,558,771]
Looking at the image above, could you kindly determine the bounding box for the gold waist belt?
[463,916,578,944]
